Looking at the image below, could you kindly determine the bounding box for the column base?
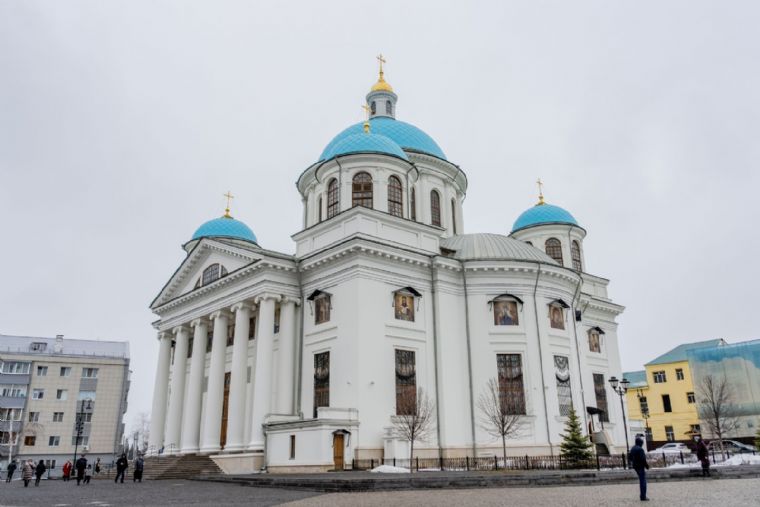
[223,443,247,453]
[199,445,222,454]
[210,452,266,474]
[180,446,200,455]
[246,441,265,452]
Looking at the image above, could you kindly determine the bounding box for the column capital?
[230,302,253,313]
[254,293,282,305]
[190,318,208,329]
[210,309,231,321]
[158,331,172,341]
[172,325,190,336]
[280,296,301,306]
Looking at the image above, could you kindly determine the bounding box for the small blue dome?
[512,203,579,233]
[321,132,409,162]
[191,216,258,244]
[320,117,446,161]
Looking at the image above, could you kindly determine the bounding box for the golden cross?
[223,191,234,217]
[362,103,371,120]
[536,178,545,205]
[376,53,386,74]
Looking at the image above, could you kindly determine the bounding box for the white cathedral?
[148,61,627,473]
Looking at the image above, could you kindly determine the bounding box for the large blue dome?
[191,216,258,244]
[320,117,446,161]
[512,204,579,233]
[320,132,409,162]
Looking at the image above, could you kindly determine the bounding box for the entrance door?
[220,372,231,448]
[333,433,344,470]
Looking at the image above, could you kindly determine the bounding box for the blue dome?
[512,203,579,233]
[321,132,409,162]
[320,117,446,161]
[191,216,258,244]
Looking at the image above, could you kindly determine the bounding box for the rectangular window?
[675,368,684,380]
[82,368,99,379]
[28,411,39,422]
[0,408,22,421]
[687,392,696,404]
[313,352,330,418]
[289,435,296,460]
[206,329,213,353]
[588,330,601,353]
[554,355,573,416]
[24,435,36,446]
[0,432,18,445]
[30,342,47,352]
[248,317,256,340]
[187,337,194,358]
[1,361,31,374]
[274,306,281,334]
[593,374,609,422]
[638,396,649,415]
[71,435,89,446]
[227,322,236,347]
[32,389,44,400]
[690,424,701,435]
[37,366,48,376]
[78,412,93,423]
[60,367,71,377]
[662,394,672,413]
[56,389,68,400]
[49,435,60,446]
[665,426,675,442]
[395,349,417,416]
[653,371,666,383]
[53,412,64,422]
[497,354,527,415]
[315,295,331,324]
[78,390,96,401]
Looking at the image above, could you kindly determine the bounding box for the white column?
[276,298,298,414]
[163,326,189,453]
[200,311,229,453]
[148,332,172,450]
[225,302,251,452]
[180,318,207,454]
[247,294,278,451]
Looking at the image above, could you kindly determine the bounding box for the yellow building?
[624,339,725,444]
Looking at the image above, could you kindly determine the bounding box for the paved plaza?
[0,477,758,507]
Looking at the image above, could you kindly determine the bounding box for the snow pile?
[370,465,411,473]
[716,454,760,466]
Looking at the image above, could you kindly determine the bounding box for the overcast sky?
[1,1,758,429]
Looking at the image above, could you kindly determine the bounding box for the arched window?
[571,240,582,271]
[352,172,373,208]
[410,187,417,221]
[386,100,393,116]
[451,198,457,234]
[387,176,403,217]
[201,263,227,286]
[430,190,441,227]
[370,101,376,115]
[327,178,339,218]
[318,196,323,223]
[545,238,563,265]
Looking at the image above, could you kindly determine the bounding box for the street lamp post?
[608,376,631,453]
[72,399,93,465]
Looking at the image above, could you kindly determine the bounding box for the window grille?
[395,350,417,416]
[593,374,609,422]
[571,240,582,271]
[327,179,339,218]
[387,176,403,217]
[430,190,441,226]
[497,354,526,415]
[313,352,330,418]
[653,371,667,383]
[545,238,563,265]
[554,356,573,416]
[410,187,416,221]
[352,172,373,208]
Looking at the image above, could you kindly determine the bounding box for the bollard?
[466,456,470,471]
[526,454,530,470]
[439,455,444,471]
[416,457,419,472]
[371,458,374,469]
[393,457,396,468]
[494,455,499,471]
[680,451,684,464]
[596,454,600,471]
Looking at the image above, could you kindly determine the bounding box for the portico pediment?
[150,239,262,309]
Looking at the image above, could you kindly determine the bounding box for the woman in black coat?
[34,460,46,486]
[696,437,710,477]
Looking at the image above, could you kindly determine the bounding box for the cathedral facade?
[148,64,627,473]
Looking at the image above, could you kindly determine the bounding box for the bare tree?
[477,377,526,460]
[697,374,740,459]
[391,387,435,470]
[130,412,151,454]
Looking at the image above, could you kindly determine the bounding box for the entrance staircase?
[124,454,222,481]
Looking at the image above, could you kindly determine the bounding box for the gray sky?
[1,1,758,428]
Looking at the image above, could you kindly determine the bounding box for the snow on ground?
[667,454,760,468]
[370,465,411,473]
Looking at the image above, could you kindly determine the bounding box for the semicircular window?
[201,263,228,286]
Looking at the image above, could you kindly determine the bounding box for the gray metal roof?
[0,334,129,359]
[440,233,558,264]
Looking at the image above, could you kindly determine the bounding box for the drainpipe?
[531,263,553,456]
[428,254,443,459]
[460,261,477,458]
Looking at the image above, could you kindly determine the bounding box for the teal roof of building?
[320,132,409,162]
[624,370,648,388]
[320,117,446,161]
[645,339,725,366]
[191,216,258,244]
[511,203,579,233]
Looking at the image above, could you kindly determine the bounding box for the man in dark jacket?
[629,437,650,501]
[6,460,16,482]
[34,460,46,486]
[75,456,87,485]
[114,453,128,483]
[695,436,710,477]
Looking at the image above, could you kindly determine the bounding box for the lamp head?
[608,376,619,389]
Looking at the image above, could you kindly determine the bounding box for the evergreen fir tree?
[559,406,594,467]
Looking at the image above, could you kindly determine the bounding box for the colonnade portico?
[148,292,300,457]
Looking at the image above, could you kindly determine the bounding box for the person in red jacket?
[62,460,72,482]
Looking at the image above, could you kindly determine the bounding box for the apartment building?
[0,334,130,472]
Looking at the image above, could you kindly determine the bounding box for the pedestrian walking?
[75,456,87,485]
[84,464,92,484]
[34,460,46,486]
[62,460,72,482]
[114,453,128,483]
[5,459,16,482]
[133,455,144,482]
[696,436,710,477]
[94,457,101,476]
[629,437,650,501]
[21,459,33,487]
